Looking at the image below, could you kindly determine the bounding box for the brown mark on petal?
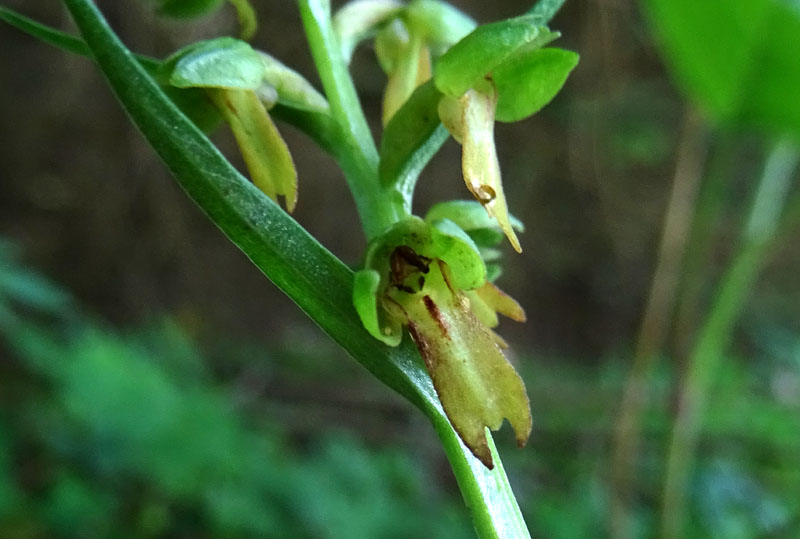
[407,322,435,370]
[423,295,449,338]
[223,96,238,115]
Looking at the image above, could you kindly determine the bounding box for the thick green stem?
[660,139,799,539]
[297,0,405,239]
[434,423,532,539]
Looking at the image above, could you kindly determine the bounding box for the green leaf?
[644,0,800,139]
[433,14,557,98]
[333,0,403,64]
[0,5,100,59]
[0,7,223,133]
[379,80,448,211]
[60,0,532,535]
[166,37,265,89]
[493,47,578,123]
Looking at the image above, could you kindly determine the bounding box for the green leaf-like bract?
[493,47,578,123]
[166,37,265,89]
[433,14,557,98]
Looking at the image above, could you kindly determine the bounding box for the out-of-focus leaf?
[433,14,557,98]
[379,80,448,211]
[166,37,264,90]
[0,243,72,316]
[493,47,578,123]
[644,0,800,139]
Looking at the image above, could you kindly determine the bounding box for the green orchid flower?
[162,37,330,212]
[353,217,530,468]
[434,14,579,252]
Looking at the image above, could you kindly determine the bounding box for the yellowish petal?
[382,34,432,125]
[438,84,522,252]
[392,261,531,468]
[475,281,526,322]
[211,88,298,212]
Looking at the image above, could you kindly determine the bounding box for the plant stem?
[609,109,708,539]
[434,423,532,539]
[297,0,405,240]
[671,137,737,362]
[59,1,532,536]
[660,139,799,539]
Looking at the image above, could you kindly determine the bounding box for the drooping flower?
[163,37,329,212]
[433,14,579,252]
[353,216,530,468]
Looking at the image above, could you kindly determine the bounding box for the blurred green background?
[1,0,799,537]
